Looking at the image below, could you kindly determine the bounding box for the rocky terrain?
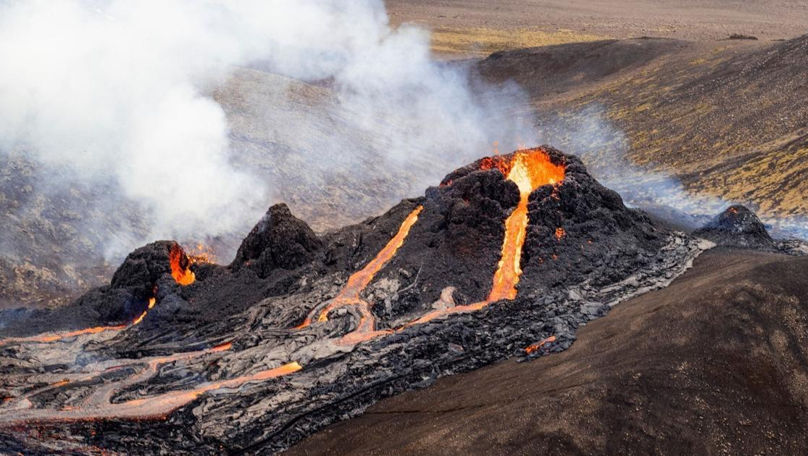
[0,148,705,454]
[3,2,808,453]
[289,247,808,456]
[476,34,808,236]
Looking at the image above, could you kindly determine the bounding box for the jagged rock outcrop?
[694,204,775,249]
[230,203,322,278]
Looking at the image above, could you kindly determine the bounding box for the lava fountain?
[170,243,196,286]
[488,151,565,301]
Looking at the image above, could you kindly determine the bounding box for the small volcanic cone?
[0,241,194,337]
[230,203,323,278]
[694,204,775,248]
[368,146,672,325]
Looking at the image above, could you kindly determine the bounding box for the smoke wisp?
[0,0,536,265]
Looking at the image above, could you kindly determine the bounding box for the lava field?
[0,147,709,454]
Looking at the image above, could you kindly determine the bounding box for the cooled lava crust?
[0,146,705,454]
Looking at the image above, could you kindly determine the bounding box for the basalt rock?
[522,150,664,291]
[370,166,520,319]
[0,146,708,455]
[0,242,185,337]
[694,204,775,249]
[230,203,322,278]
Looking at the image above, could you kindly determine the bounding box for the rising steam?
[540,105,808,239]
[0,0,535,263]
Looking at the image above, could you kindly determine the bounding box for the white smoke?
[540,104,808,239]
[0,0,535,260]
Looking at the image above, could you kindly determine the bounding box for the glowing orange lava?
[524,335,557,354]
[0,339,301,424]
[296,150,565,343]
[399,149,565,328]
[555,227,566,241]
[0,296,158,347]
[295,206,423,344]
[186,242,216,264]
[170,243,196,286]
[489,151,564,300]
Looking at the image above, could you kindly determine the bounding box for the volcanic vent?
[0,147,705,454]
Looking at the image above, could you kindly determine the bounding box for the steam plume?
[0,0,534,262]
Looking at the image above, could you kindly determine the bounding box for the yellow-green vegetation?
[431,27,603,56]
[546,40,808,222]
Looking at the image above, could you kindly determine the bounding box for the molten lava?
[489,151,565,300]
[296,206,424,343]
[0,296,158,346]
[186,242,216,264]
[399,149,566,328]
[524,335,557,354]
[0,339,301,424]
[169,243,196,286]
[297,149,565,341]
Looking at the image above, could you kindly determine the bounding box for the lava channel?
[401,149,565,327]
[0,297,156,347]
[296,149,565,345]
[296,205,424,345]
[0,341,301,424]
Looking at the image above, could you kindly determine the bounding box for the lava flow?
[489,151,565,300]
[0,338,301,424]
[297,149,565,342]
[296,206,424,344]
[170,243,196,285]
[402,149,565,327]
[0,297,157,347]
[524,335,557,354]
[0,243,197,348]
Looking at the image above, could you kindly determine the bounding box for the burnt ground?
[288,248,808,455]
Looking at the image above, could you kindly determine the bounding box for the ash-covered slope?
[0,147,705,454]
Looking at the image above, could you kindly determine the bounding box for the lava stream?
[296,206,423,342]
[524,335,557,354]
[296,150,565,344]
[401,150,565,328]
[0,339,301,424]
[0,297,157,347]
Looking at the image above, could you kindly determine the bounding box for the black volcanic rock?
[694,205,775,249]
[231,203,322,278]
[0,147,708,455]
[522,148,665,290]
[110,241,179,291]
[369,167,521,320]
[370,147,670,323]
[0,242,183,337]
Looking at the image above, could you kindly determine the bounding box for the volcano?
[0,147,705,454]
